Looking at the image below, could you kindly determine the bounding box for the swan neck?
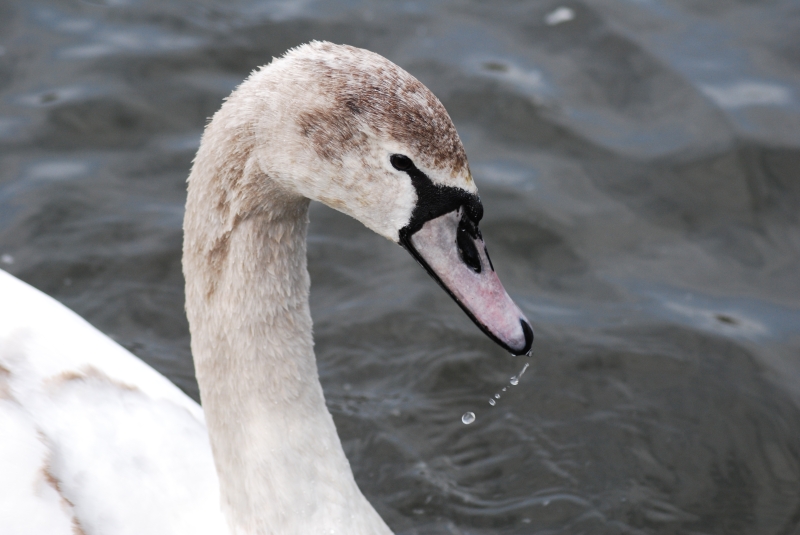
[183,102,391,534]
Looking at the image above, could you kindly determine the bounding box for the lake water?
[1,0,799,533]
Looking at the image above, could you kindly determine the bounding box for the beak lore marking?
[397,164,534,355]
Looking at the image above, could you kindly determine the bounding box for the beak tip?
[513,318,534,356]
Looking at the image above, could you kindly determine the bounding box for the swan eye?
[390,154,414,171]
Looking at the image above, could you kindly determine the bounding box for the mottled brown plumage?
[293,43,469,175]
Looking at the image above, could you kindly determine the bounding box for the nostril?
[456,224,482,273]
[519,319,534,355]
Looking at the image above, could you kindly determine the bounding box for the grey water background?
[1,0,799,532]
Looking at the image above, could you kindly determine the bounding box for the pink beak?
[402,208,533,355]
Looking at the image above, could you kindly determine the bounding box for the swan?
[0,41,533,535]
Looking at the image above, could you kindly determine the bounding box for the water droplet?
[488,399,496,406]
[1,254,13,265]
[502,387,507,392]
[461,411,476,424]
[494,393,501,399]
[543,499,551,506]
[510,376,519,386]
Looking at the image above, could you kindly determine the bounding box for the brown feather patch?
[41,457,87,535]
[0,363,12,401]
[293,44,468,175]
[50,366,138,392]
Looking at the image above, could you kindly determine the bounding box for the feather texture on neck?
[182,52,393,535]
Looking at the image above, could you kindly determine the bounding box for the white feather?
[0,269,228,535]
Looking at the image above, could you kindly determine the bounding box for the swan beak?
[400,208,534,355]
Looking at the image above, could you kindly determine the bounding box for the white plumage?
[0,268,227,535]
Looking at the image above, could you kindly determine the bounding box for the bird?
[0,41,533,535]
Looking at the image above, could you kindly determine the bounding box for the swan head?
[244,42,533,355]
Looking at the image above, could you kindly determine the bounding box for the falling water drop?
[462,411,476,425]
[483,361,534,411]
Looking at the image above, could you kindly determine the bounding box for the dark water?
[2,0,800,533]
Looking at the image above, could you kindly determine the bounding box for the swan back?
[0,269,227,535]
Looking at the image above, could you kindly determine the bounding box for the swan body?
[0,42,532,535]
[0,269,227,535]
